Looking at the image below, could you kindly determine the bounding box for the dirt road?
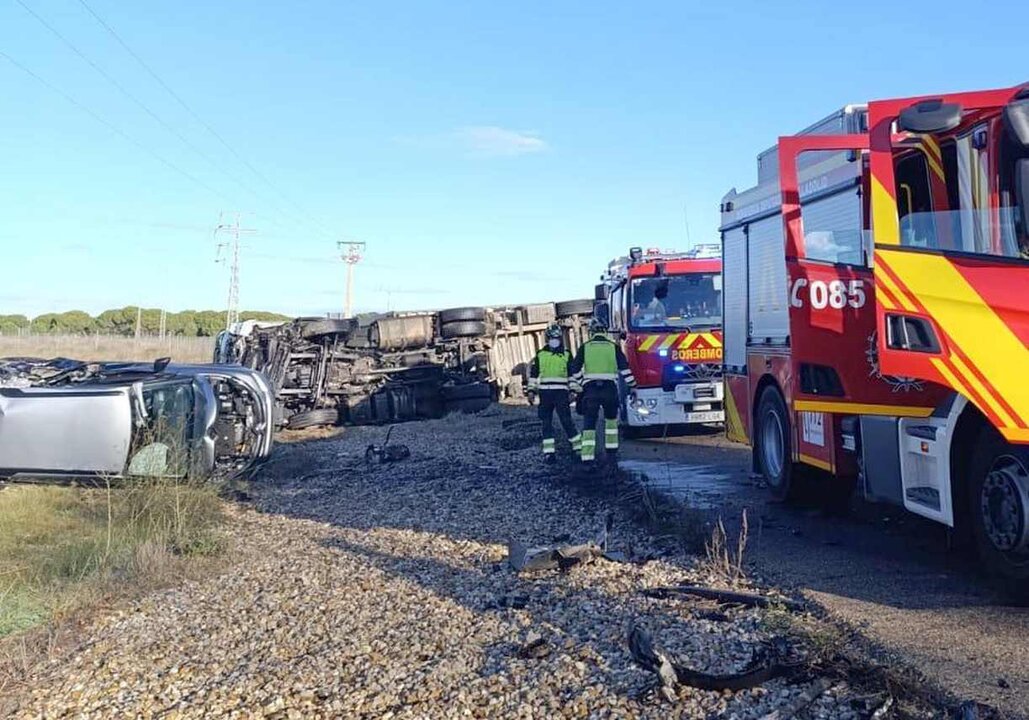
[6,408,943,719]
[621,429,1029,718]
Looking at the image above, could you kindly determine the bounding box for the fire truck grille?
[681,363,721,380]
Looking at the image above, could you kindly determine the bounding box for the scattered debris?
[363,426,412,465]
[628,625,802,696]
[758,678,836,720]
[484,594,529,611]
[870,695,895,719]
[517,631,552,660]
[507,514,618,572]
[642,585,805,612]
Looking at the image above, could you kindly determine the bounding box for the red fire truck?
[719,83,1029,590]
[596,245,724,432]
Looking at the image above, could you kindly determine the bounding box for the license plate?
[684,410,723,423]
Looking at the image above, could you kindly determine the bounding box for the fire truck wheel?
[439,307,486,324]
[286,407,340,429]
[441,321,487,339]
[756,385,794,501]
[555,299,595,318]
[968,428,1029,592]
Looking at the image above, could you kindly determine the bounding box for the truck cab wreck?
[215,302,596,429]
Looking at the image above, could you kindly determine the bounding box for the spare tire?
[555,299,595,318]
[441,382,492,401]
[300,318,352,339]
[441,320,487,339]
[440,307,486,324]
[286,407,339,429]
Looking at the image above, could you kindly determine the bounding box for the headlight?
[645,398,658,409]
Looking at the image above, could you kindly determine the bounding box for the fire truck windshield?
[629,273,721,330]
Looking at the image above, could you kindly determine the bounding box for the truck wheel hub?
[762,410,785,480]
[981,455,1029,553]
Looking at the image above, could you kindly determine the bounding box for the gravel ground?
[9,407,940,719]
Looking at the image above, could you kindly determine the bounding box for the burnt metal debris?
[215,302,594,429]
[628,625,802,699]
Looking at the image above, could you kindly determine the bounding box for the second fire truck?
[596,246,724,433]
[719,82,1029,591]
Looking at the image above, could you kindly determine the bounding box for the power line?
[76,0,339,240]
[0,48,233,203]
[13,0,305,230]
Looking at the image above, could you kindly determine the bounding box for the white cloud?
[454,126,547,157]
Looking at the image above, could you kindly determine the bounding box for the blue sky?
[2,0,1025,318]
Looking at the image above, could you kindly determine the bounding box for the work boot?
[544,453,556,464]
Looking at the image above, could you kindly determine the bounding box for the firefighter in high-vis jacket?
[569,318,636,462]
[527,324,581,461]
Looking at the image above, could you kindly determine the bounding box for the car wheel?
[441,320,487,339]
[555,299,595,318]
[286,407,340,429]
[300,318,352,339]
[439,307,486,324]
[756,385,794,501]
[968,428,1029,597]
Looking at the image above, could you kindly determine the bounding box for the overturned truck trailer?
[215,300,596,429]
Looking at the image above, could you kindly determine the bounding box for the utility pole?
[337,240,366,318]
[215,212,257,330]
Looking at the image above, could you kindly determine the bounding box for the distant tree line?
[0,308,290,337]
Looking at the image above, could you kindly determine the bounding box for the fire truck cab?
[720,83,1029,591]
[596,246,724,431]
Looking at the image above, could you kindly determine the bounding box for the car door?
[0,385,134,479]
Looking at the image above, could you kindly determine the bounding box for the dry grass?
[703,509,749,585]
[0,480,225,639]
[0,335,215,363]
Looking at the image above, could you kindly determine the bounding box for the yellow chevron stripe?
[723,379,749,445]
[949,351,1018,429]
[794,399,934,417]
[871,176,901,247]
[659,334,679,350]
[874,266,918,312]
[638,335,659,351]
[882,250,1029,432]
[703,332,723,348]
[922,135,942,163]
[798,453,833,472]
[877,285,897,310]
[925,153,945,182]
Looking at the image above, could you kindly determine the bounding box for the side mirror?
[1003,99,1029,148]
[898,99,962,134]
[1017,159,1029,238]
[593,301,610,328]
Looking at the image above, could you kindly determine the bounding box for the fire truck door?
[867,90,1029,445]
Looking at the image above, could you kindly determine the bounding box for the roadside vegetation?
[0,307,288,337]
[0,334,216,363]
[0,478,225,639]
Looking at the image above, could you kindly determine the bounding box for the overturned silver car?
[0,358,273,482]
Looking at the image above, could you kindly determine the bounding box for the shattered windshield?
[629,274,722,330]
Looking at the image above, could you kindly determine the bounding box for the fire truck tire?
[441,320,487,339]
[286,407,340,429]
[555,299,595,318]
[968,428,1029,593]
[756,385,795,501]
[439,307,486,324]
[300,318,352,339]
